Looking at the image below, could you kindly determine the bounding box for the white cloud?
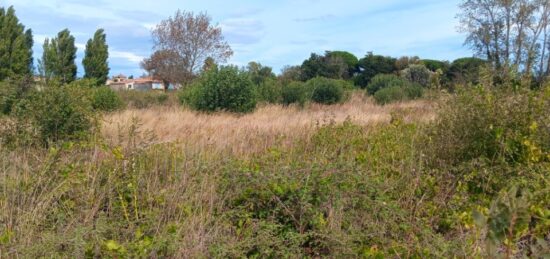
[110,50,145,63]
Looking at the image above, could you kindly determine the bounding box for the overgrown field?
[1,87,549,258]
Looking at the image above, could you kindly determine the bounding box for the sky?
[1,0,473,77]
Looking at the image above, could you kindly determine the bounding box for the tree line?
[0,6,109,85]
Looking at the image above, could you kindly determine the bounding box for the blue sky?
[1,0,472,77]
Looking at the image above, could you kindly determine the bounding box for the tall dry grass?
[102,93,435,156]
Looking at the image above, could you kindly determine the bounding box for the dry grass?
[102,93,435,155]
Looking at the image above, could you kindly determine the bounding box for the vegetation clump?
[181,66,257,113]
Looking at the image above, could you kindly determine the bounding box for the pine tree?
[83,29,109,85]
[40,29,77,84]
[0,6,34,80]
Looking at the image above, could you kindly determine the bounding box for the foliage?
[0,81,19,115]
[246,62,276,85]
[421,59,449,73]
[256,78,282,104]
[0,6,34,80]
[83,29,110,85]
[427,86,549,167]
[310,77,346,105]
[373,84,423,105]
[8,85,95,146]
[354,53,397,87]
[91,87,123,112]
[182,66,256,113]
[325,51,359,78]
[447,57,486,86]
[142,10,233,85]
[281,81,308,106]
[39,29,78,84]
[401,64,432,87]
[366,74,407,95]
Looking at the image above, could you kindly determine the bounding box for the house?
[106,74,176,91]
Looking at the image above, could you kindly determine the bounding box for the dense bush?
[256,78,282,104]
[447,57,486,86]
[401,64,432,87]
[310,78,345,104]
[427,86,549,166]
[181,66,256,113]
[0,81,18,115]
[354,53,397,88]
[10,85,95,145]
[373,83,423,104]
[281,81,308,106]
[366,74,407,95]
[420,59,450,73]
[91,86,123,112]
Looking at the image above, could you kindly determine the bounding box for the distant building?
[106,74,180,91]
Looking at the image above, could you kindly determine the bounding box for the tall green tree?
[40,29,77,84]
[83,29,109,85]
[0,6,34,80]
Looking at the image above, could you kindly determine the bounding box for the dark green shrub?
[256,78,282,104]
[183,66,256,113]
[0,81,18,115]
[366,74,407,95]
[447,57,486,86]
[281,81,308,106]
[12,85,95,145]
[91,87,123,112]
[310,78,345,105]
[374,84,423,105]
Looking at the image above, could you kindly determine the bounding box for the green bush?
[11,85,95,145]
[281,81,308,106]
[310,78,345,105]
[182,66,256,113]
[401,64,432,87]
[373,84,423,105]
[0,81,18,115]
[91,87,123,112]
[256,78,282,104]
[366,74,406,95]
[427,86,549,167]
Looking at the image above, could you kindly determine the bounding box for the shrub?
[256,78,282,104]
[366,74,407,95]
[91,87,123,112]
[0,81,18,115]
[447,57,486,86]
[183,66,257,113]
[427,86,549,167]
[374,84,423,105]
[11,85,95,145]
[310,78,345,104]
[281,81,308,106]
[401,64,432,87]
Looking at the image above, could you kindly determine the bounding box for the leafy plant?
[91,86,123,112]
[182,66,257,113]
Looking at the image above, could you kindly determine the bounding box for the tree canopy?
[142,10,233,85]
[0,6,34,80]
[40,29,78,84]
[83,29,110,85]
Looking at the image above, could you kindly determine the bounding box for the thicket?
[179,66,257,113]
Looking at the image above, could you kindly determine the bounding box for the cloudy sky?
[1,0,472,77]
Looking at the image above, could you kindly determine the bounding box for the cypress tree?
[83,29,109,85]
[41,29,77,84]
[0,6,34,80]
